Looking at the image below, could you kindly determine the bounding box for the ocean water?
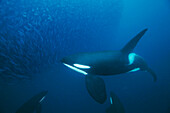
[0,0,169,113]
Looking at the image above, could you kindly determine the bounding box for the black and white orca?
[106,91,125,113]
[61,28,157,104]
[15,91,48,113]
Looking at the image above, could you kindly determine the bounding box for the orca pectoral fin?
[147,68,157,82]
[36,103,42,113]
[121,28,148,54]
[85,75,107,104]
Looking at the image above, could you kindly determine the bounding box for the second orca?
[106,91,125,113]
[15,91,48,113]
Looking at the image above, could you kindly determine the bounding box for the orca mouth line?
[63,63,88,75]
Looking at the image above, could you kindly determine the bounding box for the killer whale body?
[106,91,125,113]
[15,91,48,113]
[61,28,157,104]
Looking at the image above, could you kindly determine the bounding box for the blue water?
[0,0,169,113]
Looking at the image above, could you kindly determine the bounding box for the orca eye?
[128,53,136,65]
[73,64,91,69]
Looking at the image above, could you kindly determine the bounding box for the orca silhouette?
[61,29,157,104]
[106,91,125,113]
[15,91,48,113]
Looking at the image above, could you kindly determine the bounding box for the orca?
[15,91,48,113]
[106,91,125,113]
[61,28,157,104]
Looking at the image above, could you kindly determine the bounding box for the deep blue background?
[0,0,170,113]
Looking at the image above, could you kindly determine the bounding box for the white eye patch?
[110,97,113,104]
[39,96,45,103]
[63,63,88,75]
[73,64,91,69]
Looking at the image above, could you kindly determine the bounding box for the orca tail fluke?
[85,75,107,104]
[121,28,148,54]
[147,68,157,82]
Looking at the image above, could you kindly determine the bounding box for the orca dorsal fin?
[121,28,148,54]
